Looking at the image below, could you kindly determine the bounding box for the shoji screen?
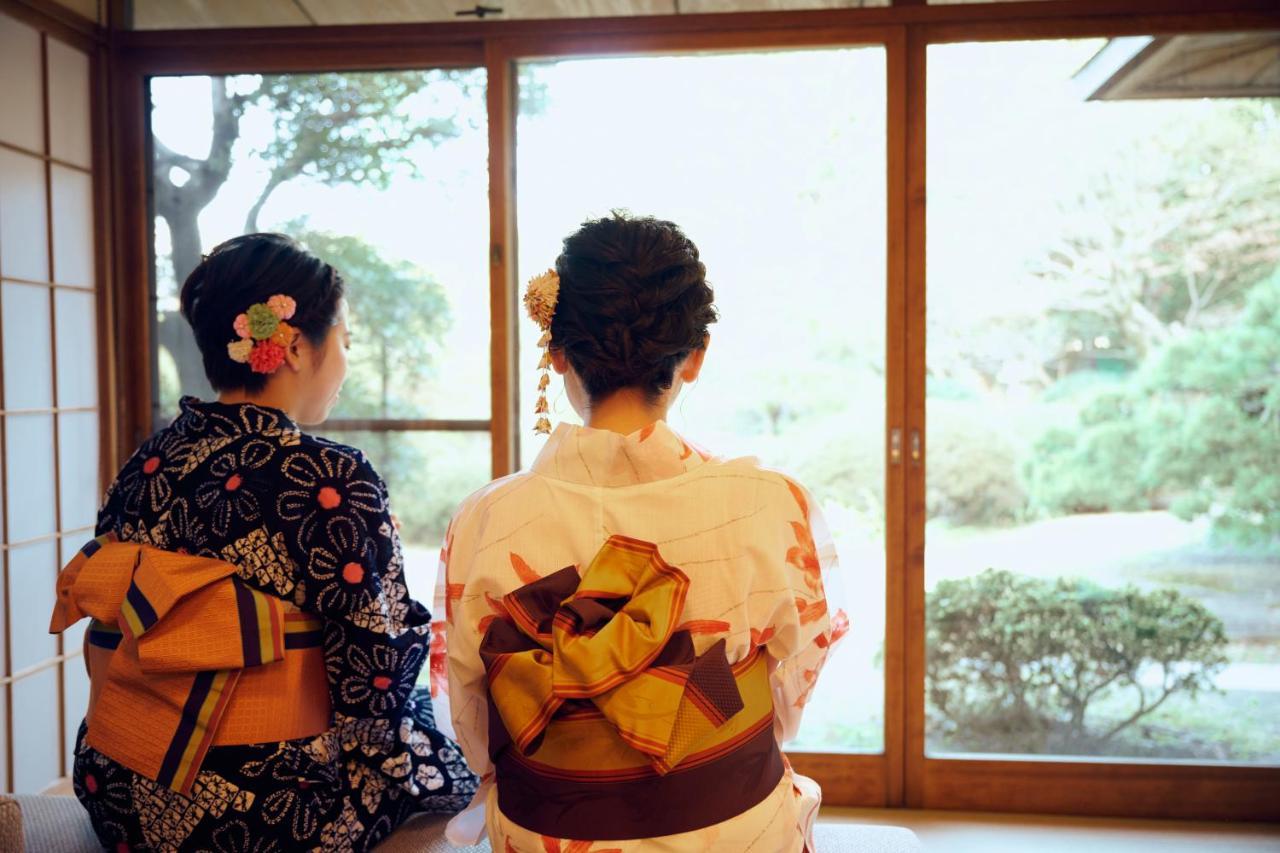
[0,10,102,794]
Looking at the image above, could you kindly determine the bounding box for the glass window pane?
[9,541,58,671]
[0,149,49,282]
[2,282,53,410]
[11,669,59,793]
[0,12,43,152]
[46,38,92,170]
[58,411,99,531]
[317,430,491,601]
[51,166,95,288]
[926,36,1280,765]
[148,70,490,424]
[517,49,887,752]
[5,414,57,541]
[55,289,98,408]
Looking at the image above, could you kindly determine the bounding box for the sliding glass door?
[514,45,890,755]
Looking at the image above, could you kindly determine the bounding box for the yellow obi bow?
[49,535,329,795]
[481,535,748,775]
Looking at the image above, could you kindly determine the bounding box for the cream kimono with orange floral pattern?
[435,421,844,852]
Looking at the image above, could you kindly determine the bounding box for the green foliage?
[1026,272,1280,542]
[927,569,1229,755]
[284,226,467,545]
[253,71,477,194]
[927,411,1027,526]
[286,224,450,420]
[1036,100,1280,359]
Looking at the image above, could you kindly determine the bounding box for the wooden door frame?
[96,0,1280,821]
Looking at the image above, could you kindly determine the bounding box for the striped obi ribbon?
[480,535,783,840]
[49,534,331,795]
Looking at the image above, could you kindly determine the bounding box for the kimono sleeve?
[277,445,450,785]
[436,495,499,845]
[750,476,847,745]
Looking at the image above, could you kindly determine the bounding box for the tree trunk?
[150,77,245,410]
[244,172,286,234]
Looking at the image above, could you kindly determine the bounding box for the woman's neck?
[582,389,667,436]
[217,385,298,421]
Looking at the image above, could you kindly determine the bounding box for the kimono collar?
[176,396,300,441]
[530,421,710,487]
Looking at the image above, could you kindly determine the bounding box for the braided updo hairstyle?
[550,213,718,403]
[179,232,345,394]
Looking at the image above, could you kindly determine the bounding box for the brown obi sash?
[49,535,331,795]
[480,535,783,840]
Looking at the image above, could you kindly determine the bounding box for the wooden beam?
[902,20,928,812]
[111,0,1280,57]
[107,52,152,458]
[883,22,908,812]
[922,757,1280,821]
[487,40,519,478]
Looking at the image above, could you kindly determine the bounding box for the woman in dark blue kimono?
[69,233,478,851]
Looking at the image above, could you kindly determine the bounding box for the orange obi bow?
[49,535,331,795]
[481,535,757,775]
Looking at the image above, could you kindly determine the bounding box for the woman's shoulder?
[696,450,813,500]
[450,470,532,529]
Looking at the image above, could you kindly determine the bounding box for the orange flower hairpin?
[227,294,298,374]
[524,269,559,435]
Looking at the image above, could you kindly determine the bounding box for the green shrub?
[926,410,1027,527]
[1024,271,1280,542]
[926,569,1229,755]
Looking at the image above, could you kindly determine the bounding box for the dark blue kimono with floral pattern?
[72,397,478,852]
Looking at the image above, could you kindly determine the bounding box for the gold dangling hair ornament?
[524,269,560,435]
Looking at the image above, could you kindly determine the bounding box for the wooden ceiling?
[126,0,889,28]
[1079,32,1280,99]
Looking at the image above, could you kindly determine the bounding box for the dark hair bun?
[179,232,345,394]
[550,212,717,402]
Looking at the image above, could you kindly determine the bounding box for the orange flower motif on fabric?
[816,607,850,649]
[509,552,541,585]
[429,622,448,698]
[793,668,820,709]
[750,625,777,647]
[786,520,822,593]
[477,591,512,634]
[445,583,464,624]
[796,596,828,626]
[676,619,731,635]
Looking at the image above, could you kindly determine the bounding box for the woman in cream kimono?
[438,213,844,852]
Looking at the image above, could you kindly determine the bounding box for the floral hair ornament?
[524,269,559,435]
[226,294,298,374]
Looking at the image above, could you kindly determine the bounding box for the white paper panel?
[11,669,60,794]
[0,149,50,282]
[8,540,57,671]
[5,414,57,541]
[46,38,92,170]
[63,651,90,775]
[58,411,100,531]
[2,282,54,410]
[0,13,43,152]
[55,288,98,408]
[51,166,94,288]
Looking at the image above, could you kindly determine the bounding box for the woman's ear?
[680,333,710,382]
[550,348,570,376]
[283,331,306,373]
